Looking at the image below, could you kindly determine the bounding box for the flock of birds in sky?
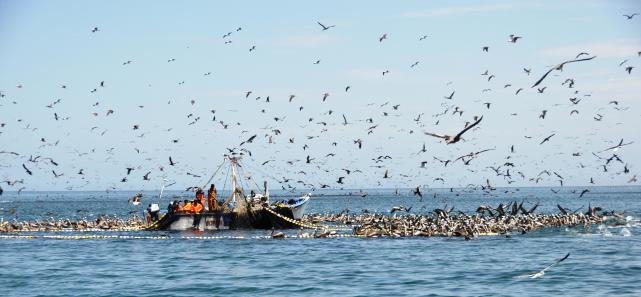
[0,12,640,197]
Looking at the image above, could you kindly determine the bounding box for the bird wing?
[317,22,327,29]
[531,67,556,88]
[532,56,596,88]
[541,253,570,273]
[455,116,483,139]
[424,132,447,139]
[561,56,597,66]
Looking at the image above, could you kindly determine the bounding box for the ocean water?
[1,186,640,296]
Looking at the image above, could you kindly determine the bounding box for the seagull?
[354,139,363,149]
[91,27,99,33]
[623,13,638,19]
[424,116,483,144]
[444,91,455,100]
[412,186,422,198]
[390,206,412,214]
[600,138,634,152]
[519,253,570,279]
[579,189,590,198]
[317,21,335,31]
[22,164,33,175]
[169,156,176,166]
[532,56,596,88]
[508,34,522,43]
[240,134,257,146]
[539,133,555,145]
[379,33,388,42]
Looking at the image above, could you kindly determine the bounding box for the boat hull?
[149,212,239,231]
[147,196,311,231]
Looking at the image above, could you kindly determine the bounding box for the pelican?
[424,116,483,144]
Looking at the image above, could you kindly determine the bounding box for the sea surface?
[1,186,640,296]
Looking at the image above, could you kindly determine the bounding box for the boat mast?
[264,180,269,198]
[227,155,246,212]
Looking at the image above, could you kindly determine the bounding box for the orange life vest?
[182,202,194,213]
[194,203,203,214]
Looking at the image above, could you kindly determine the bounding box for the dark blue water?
[1,187,640,296]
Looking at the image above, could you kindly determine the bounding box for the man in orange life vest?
[182,200,194,213]
[195,188,205,207]
[192,199,204,229]
[207,184,218,211]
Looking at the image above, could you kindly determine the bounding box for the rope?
[239,162,269,193]
[0,234,368,240]
[262,207,351,231]
[0,227,146,233]
[200,158,227,189]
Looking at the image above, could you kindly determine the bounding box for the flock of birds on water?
[0,13,639,204]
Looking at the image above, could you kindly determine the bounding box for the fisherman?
[147,203,160,221]
[207,184,218,211]
[195,188,205,207]
[182,200,194,213]
[192,199,204,229]
[167,200,178,214]
[193,199,203,213]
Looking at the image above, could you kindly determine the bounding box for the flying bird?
[424,116,483,144]
[22,164,33,175]
[444,91,455,100]
[599,138,633,153]
[532,56,596,88]
[539,133,555,145]
[240,134,257,146]
[508,34,522,43]
[519,253,570,279]
[317,22,335,31]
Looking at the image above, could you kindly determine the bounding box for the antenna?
[158,178,169,204]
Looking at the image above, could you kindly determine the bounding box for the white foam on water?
[620,228,632,237]
[598,224,613,237]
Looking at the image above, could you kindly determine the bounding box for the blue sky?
[1,0,640,192]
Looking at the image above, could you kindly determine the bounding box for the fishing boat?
[146,154,310,231]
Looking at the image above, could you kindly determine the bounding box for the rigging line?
[238,164,262,194]
[200,157,227,189]
[221,164,230,206]
[239,169,253,195]
[241,161,281,187]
